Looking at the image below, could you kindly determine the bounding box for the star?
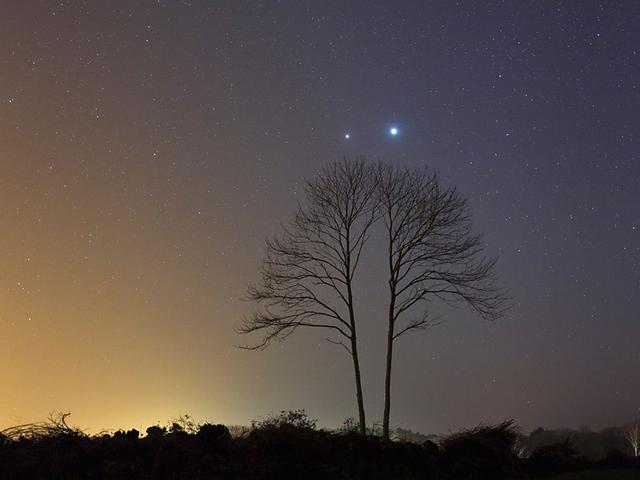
[389,127,398,136]
[344,133,351,139]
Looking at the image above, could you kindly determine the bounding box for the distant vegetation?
[1,411,638,479]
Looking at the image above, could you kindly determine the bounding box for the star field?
[0,1,638,433]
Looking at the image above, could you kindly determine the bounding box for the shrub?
[441,420,519,480]
[422,439,439,456]
[145,425,166,438]
[337,417,359,435]
[196,423,231,443]
[168,414,200,435]
[113,429,139,440]
[527,439,587,475]
[252,409,317,431]
[599,448,634,469]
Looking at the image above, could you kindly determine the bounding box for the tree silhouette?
[376,163,508,439]
[239,158,377,434]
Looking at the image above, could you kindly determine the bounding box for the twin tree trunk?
[241,158,507,439]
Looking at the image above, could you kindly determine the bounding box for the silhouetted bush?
[440,420,519,480]
[197,423,231,443]
[113,428,140,440]
[527,439,587,475]
[526,425,631,460]
[337,417,359,434]
[145,425,166,437]
[252,409,317,430]
[2,414,640,480]
[598,448,638,469]
[423,439,440,456]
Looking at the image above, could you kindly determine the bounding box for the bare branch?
[239,157,377,354]
[323,337,353,355]
[393,313,443,340]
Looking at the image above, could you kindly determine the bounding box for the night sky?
[1,1,639,434]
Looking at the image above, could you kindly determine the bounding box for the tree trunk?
[383,222,397,440]
[350,336,367,435]
[382,299,395,439]
[346,270,366,435]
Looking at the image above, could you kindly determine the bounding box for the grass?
[532,469,640,480]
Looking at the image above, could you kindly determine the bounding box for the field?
[536,470,639,480]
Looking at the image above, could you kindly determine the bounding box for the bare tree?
[624,421,640,457]
[376,164,508,439]
[239,158,377,434]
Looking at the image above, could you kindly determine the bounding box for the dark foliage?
[440,420,519,480]
[1,415,639,479]
[598,448,638,469]
[251,409,317,431]
[526,439,587,475]
[197,423,231,443]
[145,425,167,437]
[113,428,140,440]
[528,425,633,460]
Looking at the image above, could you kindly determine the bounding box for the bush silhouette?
[113,428,140,440]
[527,439,586,474]
[600,448,635,469]
[440,420,519,480]
[196,423,231,443]
[2,414,640,479]
[252,409,317,431]
[145,425,166,437]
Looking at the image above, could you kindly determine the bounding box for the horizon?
[3,410,636,439]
